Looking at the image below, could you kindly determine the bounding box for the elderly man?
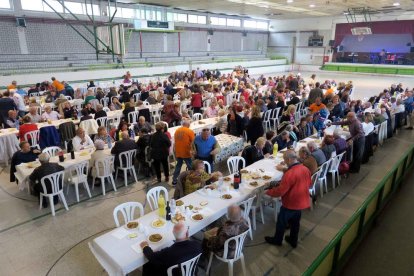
[193,128,219,169]
[27,106,42,123]
[271,130,293,151]
[204,205,249,257]
[10,89,26,118]
[0,91,17,124]
[140,222,201,276]
[111,131,137,168]
[172,119,195,185]
[265,150,311,248]
[94,104,107,120]
[29,153,64,207]
[134,116,153,134]
[308,82,323,104]
[10,141,41,182]
[72,127,94,151]
[5,110,19,129]
[307,140,326,166]
[333,129,348,155]
[298,146,318,174]
[330,112,365,173]
[42,105,61,121]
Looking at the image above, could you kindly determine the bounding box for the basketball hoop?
[357,34,364,42]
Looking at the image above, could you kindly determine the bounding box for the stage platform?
[322,62,414,75]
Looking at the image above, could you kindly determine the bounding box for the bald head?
[228,205,242,223]
[182,119,191,127]
[121,130,129,139]
[172,222,187,241]
[283,149,298,166]
[346,112,356,120]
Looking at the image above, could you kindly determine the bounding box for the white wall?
[0,59,286,87]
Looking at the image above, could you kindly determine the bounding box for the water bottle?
[107,135,112,149]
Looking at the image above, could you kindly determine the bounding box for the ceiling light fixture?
[287,0,294,3]
[393,2,400,6]
[309,4,316,8]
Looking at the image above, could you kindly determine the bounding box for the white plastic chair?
[206,230,249,276]
[115,149,138,186]
[270,107,281,130]
[100,97,109,107]
[192,113,203,121]
[92,156,117,196]
[239,195,256,240]
[227,156,246,175]
[103,107,110,113]
[67,160,92,202]
[318,159,332,197]
[173,93,180,101]
[35,106,42,115]
[39,171,69,216]
[167,253,202,276]
[113,202,145,227]
[203,161,211,174]
[128,111,139,124]
[133,93,141,103]
[146,186,169,211]
[108,115,122,129]
[379,120,388,145]
[96,116,108,129]
[251,186,265,229]
[42,146,61,158]
[65,96,72,100]
[262,109,272,132]
[309,170,321,210]
[24,130,40,149]
[143,101,150,106]
[328,152,346,189]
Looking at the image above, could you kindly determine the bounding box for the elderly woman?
[27,106,42,123]
[183,159,222,196]
[45,90,58,103]
[321,135,337,159]
[74,88,83,99]
[204,101,218,118]
[90,140,109,179]
[280,104,296,127]
[19,116,38,142]
[245,105,264,145]
[41,105,61,121]
[110,97,122,111]
[94,126,113,145]
[114,121,134,141]
[134,116,153,134]
[61,101,76,119]
[329,95,344,120]
[243,137,269,166]
[298,146,318,174]
[28,97,40,107]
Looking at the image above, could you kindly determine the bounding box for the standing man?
[330,112,365,173]
[264,150,311,248]
[193,128,219,170]
[308,82,323,105]
[172,119,194,185]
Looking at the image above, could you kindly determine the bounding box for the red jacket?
[266,163,311,210]
[19,123,38,142]
[191,93,202,108]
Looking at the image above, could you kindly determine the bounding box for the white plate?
[191,214,204,222]
[151,218,166,229]
[148,234,163,244]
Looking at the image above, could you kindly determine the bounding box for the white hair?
[38,153,50,164]
[173,222,187,240]
[228,205,242,222]
[307,141,318,151]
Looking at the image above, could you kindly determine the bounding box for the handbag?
[339,161,350,175]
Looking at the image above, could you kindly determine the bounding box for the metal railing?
[303,144,414,276]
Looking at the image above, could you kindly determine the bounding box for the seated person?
[203,205,249,258]
[146,92,157,104]
[90,140,109,178]
[214,109,228,135]
[307,141,326,166]
[72,127,94,151]
[271,130,293,151]
[29,153,64,207]
[84,102,96,114]
[163,102,182,127]
[79,108,93,122]
[140,222,202,276]
[26,106,42,123]
[183,159,221,196]
[42,105,61,121]
[262,131,275,155]
[10,141,40,182]
[94,104,107,120]
[241,137,269,166]
[193,128,219,169]
[333,129,347,155]
[309,97,326,114]
[298,146,318,174]
[321,135,336,159]
[5,110,19,129]
[111,131,137,168]
[285,124,299,142]
[94,126,113,145]
[134,116,153,134]
[136,128,151,177]
[61,101,76,119]
[114,121,134,141]
[19,116,38,142]
[122,102,136,123]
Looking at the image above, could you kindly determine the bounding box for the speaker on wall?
[329,40,335,46]
[16,17,26,27]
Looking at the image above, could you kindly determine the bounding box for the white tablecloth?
[0,130,20,164]
[215,134,244,163]
[90,157,282,276]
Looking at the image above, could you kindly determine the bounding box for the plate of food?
[221,194,232,200]
[26,162,38,168]
[240,169,249,174]
[171,213,186,224]
[251,172,261,180]
[262,175,272,180]
[198,121,205,124]
[148,233,163,243]
[204,185,216,190]
[125,221,139,230]
[249,181,259,187]
[8,128,17,132]
[80,151,89,156]
[191,214,204,221]
[223,177,231,182]
[151,218,166,229]
[176,200,184,206]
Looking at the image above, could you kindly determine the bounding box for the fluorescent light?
[393,2,400,6]
[287,0,294,3]
[309,4,315,8]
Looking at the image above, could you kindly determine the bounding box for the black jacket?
[0,98,16,124]
[29,163,64,195]
[94,110,107,120]
[246,117,264,145]
[150,131,171,160]
[226,114,244,137]
[111,138,137,167]
[242,145,264,166]
[142,240,202,276]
